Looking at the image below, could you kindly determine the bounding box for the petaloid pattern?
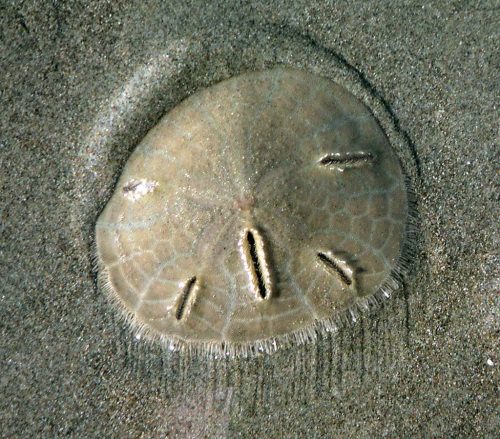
[95,68,409,356]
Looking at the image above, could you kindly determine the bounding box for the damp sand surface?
[1,1,498,437]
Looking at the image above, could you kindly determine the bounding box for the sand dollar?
[95,68,409,355]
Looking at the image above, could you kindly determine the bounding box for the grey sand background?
[1,1,498,437]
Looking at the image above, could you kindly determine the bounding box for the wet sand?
[1,1,497,437]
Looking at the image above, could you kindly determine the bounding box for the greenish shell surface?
[96,68,409,355]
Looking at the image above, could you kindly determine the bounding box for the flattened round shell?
[95,68,408,352]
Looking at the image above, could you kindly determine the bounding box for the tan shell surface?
[96,68,408,349]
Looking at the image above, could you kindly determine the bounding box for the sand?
[1,1,497,437]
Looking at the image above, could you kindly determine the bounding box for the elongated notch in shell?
[175,276,198,321]
[319,151,375,171]
[317,251,356,291]
[122,178,159,202]
[239,228,273,300]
